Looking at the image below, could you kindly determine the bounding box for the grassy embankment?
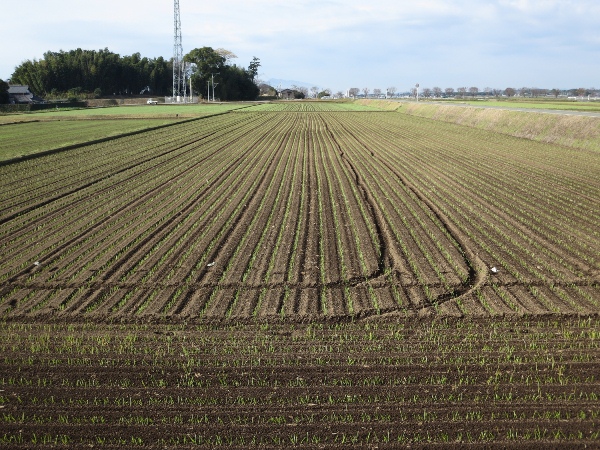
[353,99,403,111]
[455,99,600,112]
[355,100,600,152]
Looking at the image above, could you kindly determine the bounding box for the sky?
[2,0,599,94]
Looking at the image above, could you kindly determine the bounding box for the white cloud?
[1,0,598,90]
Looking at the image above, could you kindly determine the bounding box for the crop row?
[1,319,599,447]
[1,108,598,320]
[0,114,281,313]
[2,111,459,320]
[322,112,599,316]
[0,119,178,161]
[0,114,266,281]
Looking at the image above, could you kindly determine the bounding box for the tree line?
[7,47,260,101]
[408,86,597,99]
[347,86,598,99]
[10,49,171,98]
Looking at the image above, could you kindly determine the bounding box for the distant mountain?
[265,78,316,90]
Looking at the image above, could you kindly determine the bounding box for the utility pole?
[211,73,219,102]
[189,68,193,102]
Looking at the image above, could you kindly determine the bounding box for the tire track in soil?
[70,113,427,321]
[318,116,382,294]
[319,118,408,307]
[398,162,598,315]
[12,112,595,322]
[418,156,595,283]
[6,278,588,302]
[330,136,445,314]
[352,113,600,313]
[1,112,486,322]
[321,117,487,319]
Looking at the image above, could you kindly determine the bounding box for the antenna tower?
[173,0,186,101]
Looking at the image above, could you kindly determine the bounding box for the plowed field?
[1,103,598,321]
[1,102,599,448]
[1,319,600,448]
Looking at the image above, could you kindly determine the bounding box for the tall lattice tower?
[172,0,186,101]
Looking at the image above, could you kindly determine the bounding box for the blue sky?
[2,0,598,93]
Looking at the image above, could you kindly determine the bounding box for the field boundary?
[0,111,233,167]
[397,102,600,151]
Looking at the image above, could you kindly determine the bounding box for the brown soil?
[1,319,599,448]
[0,110,598,323]
[2,107,598,448]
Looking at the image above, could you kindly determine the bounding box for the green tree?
[184,46,225,99]
[184,47,259,101]
[148,56,171,95]
[11,48,173,97]
[248,57,260,82]
[185,48,224,78]
[219,65,259,101]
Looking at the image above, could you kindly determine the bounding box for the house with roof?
[8,85,45,104]
[279,89,295,100]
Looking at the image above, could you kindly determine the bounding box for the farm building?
[8,85,45,104]
[279,89,295,100]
